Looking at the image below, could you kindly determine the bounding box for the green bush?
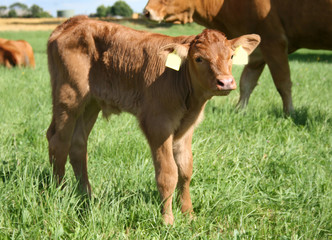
[110,1,133,17]
[96,1,133,18]
[7,9,17,18]
[29,4,52,18]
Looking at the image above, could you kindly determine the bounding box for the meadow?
[0,21,331,239]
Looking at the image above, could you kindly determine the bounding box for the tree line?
[0,1,134,18]
[0,2,52,18]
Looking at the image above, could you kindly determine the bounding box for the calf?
[47,15,260,224]
[0,38,35,68]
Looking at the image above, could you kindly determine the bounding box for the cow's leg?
[261,38,294,115]
[268,57,293,115]
[140,118,177,225]
[69,100,100,196]
[237,49,266,109]
[173,128,194,217]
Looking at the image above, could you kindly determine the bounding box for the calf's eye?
[195,57,203,63]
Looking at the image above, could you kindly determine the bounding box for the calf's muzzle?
[216,77,237,91]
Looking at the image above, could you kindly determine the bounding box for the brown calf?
[0,38,35,68]
[47,15,260,224]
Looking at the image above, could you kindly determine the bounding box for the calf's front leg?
[151,136,178,225]
[173,129,194,217]
[140,119,178,224]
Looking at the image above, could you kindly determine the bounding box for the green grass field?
[0,22,331,239]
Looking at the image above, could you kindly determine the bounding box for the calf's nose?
[217,77,237,91]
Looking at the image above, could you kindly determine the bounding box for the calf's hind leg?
[47,108,79,185]
[47,80,89,186]
[46,116,56,164]
[69,100,100,196]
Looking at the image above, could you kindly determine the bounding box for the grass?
[0,22,331,239]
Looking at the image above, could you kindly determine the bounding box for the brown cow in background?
[144,0,332,114]
[0,38,35,68]
[47,15,260,224]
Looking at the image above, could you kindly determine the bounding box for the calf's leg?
[153,136,178,225]
[140,118,178,224]
[47,109,78,185]
[46,116,56,160]
[47,77,89,186]
[69,100,100,196]
[173,129,194,216]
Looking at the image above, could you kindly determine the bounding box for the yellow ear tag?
[232,45,248,65]
[165,51,182,71]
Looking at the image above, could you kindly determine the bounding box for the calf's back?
[48,16,194,117]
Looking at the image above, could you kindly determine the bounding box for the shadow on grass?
[0,160,54,191]
[289,52,332,63]
[91,185,162,228]
[101,17,175,29]
[269,106,332,127]
[0,160,15,183]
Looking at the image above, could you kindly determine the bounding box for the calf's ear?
[159,43,190,62]
[230,34,261,55]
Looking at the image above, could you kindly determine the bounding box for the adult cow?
[0,38,35,68]
[47,15,260,224]
[144,0,332,114]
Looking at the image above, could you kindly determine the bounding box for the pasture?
[0,20,331,239]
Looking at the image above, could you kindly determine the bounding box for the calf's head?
[162,29,261,97]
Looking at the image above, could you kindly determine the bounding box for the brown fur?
[144,0,332,114]
[47,15,260,224]
[0,38,35,68]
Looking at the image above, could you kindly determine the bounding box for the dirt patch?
[0,18,66,31]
